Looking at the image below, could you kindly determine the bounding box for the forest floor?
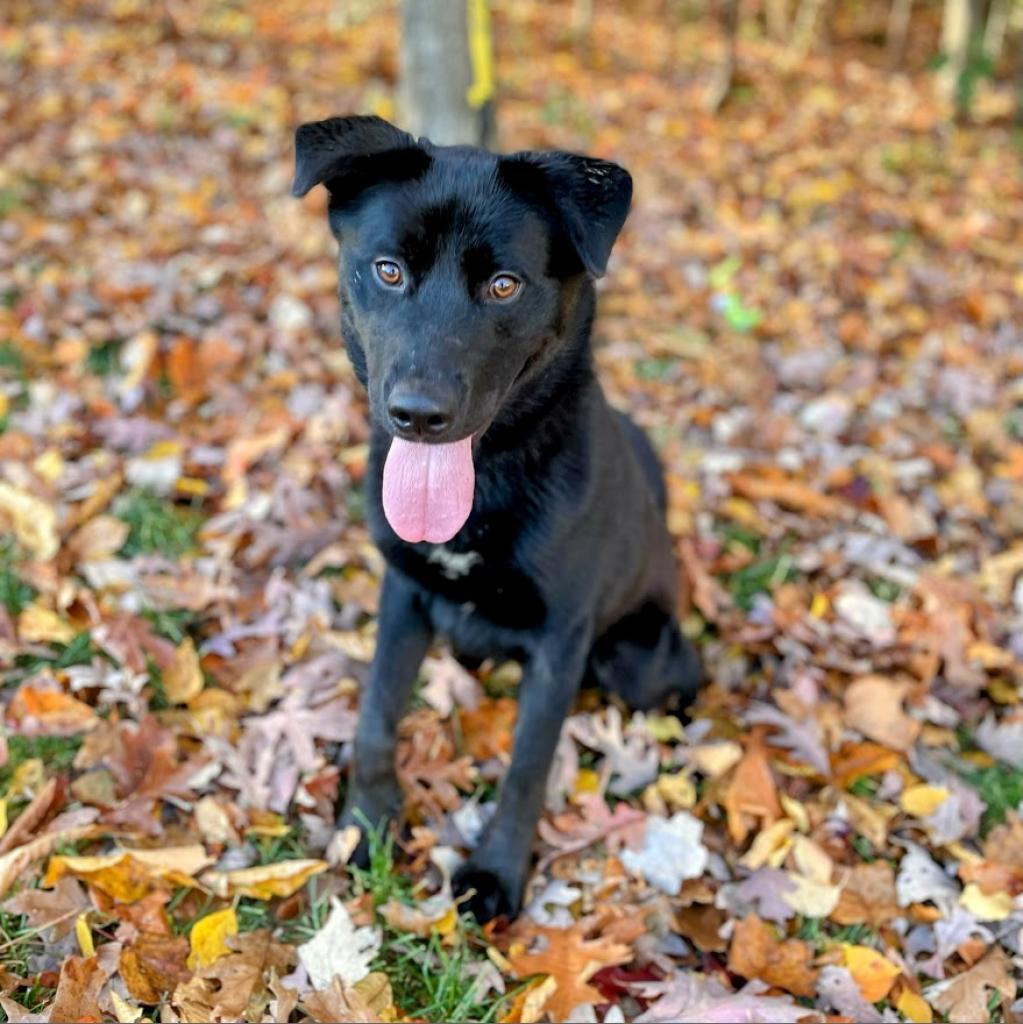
[1,1,1022,1021]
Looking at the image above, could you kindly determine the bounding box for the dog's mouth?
[382,435,476,545]
[379,352,540,546]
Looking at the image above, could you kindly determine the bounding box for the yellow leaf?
[738,819,794,870]
[0,482,58,560]
[9,759,44,798]
[0,798,7,839]
[645,715,686,742]
[900,784,950,818]
[246,810,291,837]
[431,905,459,937]
[187,907,237,969]
[896,989,933,1024]
[33,449,65,484]
[842,944,901,1002]
[109,990,144,1024]
[810,592,829,618]
[572,768,601,798]
[960,882,1013,921]
[780,793,809,832]
[75,912,95,957]
[45,846,213,901]
[201,858,327,900]
[164,637,203,704]
[655,771,696,810]
[17,604,76,645]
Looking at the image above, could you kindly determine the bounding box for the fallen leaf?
[620,811,708,895]
[120,932,191,1004]
[727,914,818,997]
[187,907,238,969]
[202,858,327,900]
[844,676,921,752]
[831,862,899,926]
[925,947,1014,1024]
[298,896,381,990]
[507,924,631,1023]
[46,955,104,1024]
[842,943,901,1002]
[0,483,58,560]
[724,728,781,844]
[164,637,204,704]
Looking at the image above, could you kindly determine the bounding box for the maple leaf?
[297,897,381,990]
[746,701,830,776]
[507,924,631,1022]
[536,793,646,871]
[396,709,476,817]
[831,861,900,927]
[929,946,1015,1024]
[568,706,659,796]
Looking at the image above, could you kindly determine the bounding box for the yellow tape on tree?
[466,0,495,108]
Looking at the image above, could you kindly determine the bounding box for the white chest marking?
[427,546,482,579]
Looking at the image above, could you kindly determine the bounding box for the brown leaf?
[396,709,476,817]
[727,914,818,998]
[172,930,294,1022]
[507,923,631,1022]
[0,779,59,856]
[46,955,104,1023]
[927,947,1015,1024]
[674,904,728,952]
[459,696,517,761]
[844,676,921,752]
[1,876,89,940]
[727,471,844,517]
[831,862,900,927]
[164,637,204,704]
[301,974,393,1024]
[119,932,191,1004]
[724,728,781,845]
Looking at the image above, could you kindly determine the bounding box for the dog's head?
[292,115,632,543]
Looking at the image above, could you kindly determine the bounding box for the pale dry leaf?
[297,896,381,990]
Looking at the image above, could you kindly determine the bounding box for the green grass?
[962,762,1023,837]
[0,734,82,790]
[0,907,59,1020]
[84,338,124,377]
[113,489,204,559]
[13,630,96,676]
[848,774,881,799]
[141,607,201,644]
[868,577,903,603]
[351,825,515,1022]
[726,551,795,611]
[0,539,37,616]
[0,342,25,375]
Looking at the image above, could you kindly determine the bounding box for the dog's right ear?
[291,115,428,203]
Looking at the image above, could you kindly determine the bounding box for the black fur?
[293,116,702,921]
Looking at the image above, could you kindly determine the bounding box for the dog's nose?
[387,389,454,439]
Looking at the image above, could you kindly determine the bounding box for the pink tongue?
[382,436,475,544]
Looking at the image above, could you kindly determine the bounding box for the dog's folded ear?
[501,151,632,278]
[292,115,428,202]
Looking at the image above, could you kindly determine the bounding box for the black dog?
[293,115,701,921]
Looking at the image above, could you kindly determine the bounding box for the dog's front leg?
[453,622,590,921]
[340,568,431,861]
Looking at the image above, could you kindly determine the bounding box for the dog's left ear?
[501,151,632,278]
[291,115,427,202]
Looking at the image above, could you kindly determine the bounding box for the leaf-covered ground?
[1,1,1022,1022]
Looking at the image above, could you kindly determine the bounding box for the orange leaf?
[728,915,818,997]
[724,728,781,844]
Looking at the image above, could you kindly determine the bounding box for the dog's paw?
[452,860,523,923]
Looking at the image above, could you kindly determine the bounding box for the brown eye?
[375,260,403,287]
[488,274,521,301]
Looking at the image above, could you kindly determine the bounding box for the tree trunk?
[706,0,741,112]
[793,0,828,54]
[886,0,914,68]
[939,0,972,104]
[399,0,495,147]
[765,0,788,39]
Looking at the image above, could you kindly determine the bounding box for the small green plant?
[0,735,83,792]
[962,762,1023,837]
[352,823,515,1022]
[114,489,203,559]
[0,540,36,616]
[84,338,124,377]
[726,551,794,611]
